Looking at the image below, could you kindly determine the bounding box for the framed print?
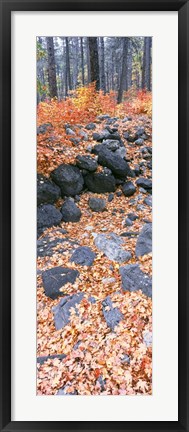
[0,0,189,431]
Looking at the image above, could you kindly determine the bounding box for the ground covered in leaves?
[37,90,152,396]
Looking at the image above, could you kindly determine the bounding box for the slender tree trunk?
[80,37,85,85]
[99,37,106,93]
[86,38,91,84]
[65,37,72,93]
[117,37,129,104]
[46,37,57,98]
[88,37,100,90]
[126,39,132,90]
[142,37,151,91]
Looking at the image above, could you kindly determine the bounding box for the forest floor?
[37,96,152,396]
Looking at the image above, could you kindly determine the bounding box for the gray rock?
[143,330,152,347]
[37,235,78,258]
[125,218,133,227]
[102,296,123,330]
[122,181,136,197]
[98,147,133,179]
[108,193,114,202]
[42,266,79,299]
[52,293,84,330]
[61,199,81,222]
[115,147,127,158]
[119,264,152,297]
[70,246,96,266]
[51,164,84,197]
[89,197,106,212]
[121,354,130,364]
[135,223,152,257]
[85,172,116,193]
[139,187,147,194]
[135,138,144,146]
[85,122,96,130]
[78,129,88,141]
[37,204,62,229]
[102,277,116,284]
[76,155,98,172]
[37,123,52,135]
[94,233,131,263]
[37,174,61,206]
[144,196,152,207]
[136,177,152,190]
[66,127,76,136]
[127,213,138,221]
[102,139,120,151]
[57,387,78,395]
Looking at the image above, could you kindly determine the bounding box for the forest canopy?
[37,36,152,103]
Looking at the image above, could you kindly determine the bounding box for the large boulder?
[76,155,98,172]
[98,147,133,179]
[37,174,61,206]
[52,293,84,330]
[61,198,81,222]
[37,204,62,229]
[88,197,106,212]
[94,233,131,263]
[102,296,123,330]
[102,139,120,151]
[42,266,79,299]
[122,181,136,197]
[135,223,152,257]
[70,246,96,266]
[119,264,152,297]
[85,172,116,193]
[51,164,84,196]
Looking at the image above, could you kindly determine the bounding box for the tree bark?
[142,37,151,91]
[80,37,85,86]
[88,37,100,90]
[117,37,129,104]
[46,37,57,98]
[99,37,106,93]
[65,37,72,94]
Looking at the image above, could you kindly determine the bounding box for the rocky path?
[37,113,152,395]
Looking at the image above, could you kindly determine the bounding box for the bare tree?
[80,37,85,86]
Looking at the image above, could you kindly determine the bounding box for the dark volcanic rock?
[89,197,106,212]
[61,198,81,222]
[136,177,152,190]
[51,164,84,196]
[37,123,52,135]
[127,213,138,221]
[42,266,79,299]
[76,155,98,172]
[37,174,61,206]
[52,293,84,330]
[37,204,62,229]
[70,246,96,266]
[135,223,152,257]
[85,172,116,193]
[122,181,136,197]
[119,263,152,297]
[85,122,96,130]
[144,196,152,207]
[98,147,133,179]
[37,234,78,258]
[108,193,114,202]
[102,296,123,330]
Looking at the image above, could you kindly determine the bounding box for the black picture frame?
[0,0,188,431]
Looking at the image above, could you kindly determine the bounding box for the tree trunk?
[80,37,85,86]
[126,39,132,90]
[88,37,100,90]
[117,37,128,104]
[46,37,57,98]
[142,37,151,91]
[65,37,72,93]
[99,37,106,93]
[86,38,91,84]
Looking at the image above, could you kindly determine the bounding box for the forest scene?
[37,36,152,396]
